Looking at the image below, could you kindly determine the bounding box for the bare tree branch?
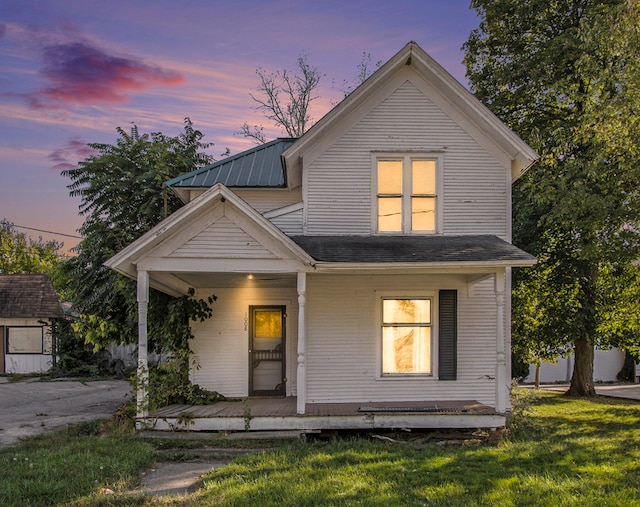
[237,122,267,145]
[242,54,322,141]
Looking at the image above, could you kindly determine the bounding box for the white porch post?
[136,269,149,424]
[495,270,508,413]
[296,271,307,414]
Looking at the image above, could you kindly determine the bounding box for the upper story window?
[376,157,437,233]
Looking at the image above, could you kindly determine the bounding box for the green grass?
[179,390,640,506]
[0,420,155,507]
[1,390,639,506]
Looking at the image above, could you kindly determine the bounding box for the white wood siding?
[190,287,298,397]
[232,189,302,214]
[169,216,277,259]
[305,81,508,237]
[5,354,52,374]
[181,189,304,235]
[304,274,499,407]
[268,208,303,235]
[233,189,303,235]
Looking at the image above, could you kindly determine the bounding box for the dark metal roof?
[166,138,297,188]
[0,274,62,318]
[289,235,536,264]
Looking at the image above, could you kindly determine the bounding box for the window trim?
[373,153,443,234]
[5,326,48,355]
[375,291,439,379]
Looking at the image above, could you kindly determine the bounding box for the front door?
[249,306,286,396]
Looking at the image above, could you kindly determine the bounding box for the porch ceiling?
[166,271,298,289]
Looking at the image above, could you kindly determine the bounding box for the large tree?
[464,0,640,395]
[61,119,216,357]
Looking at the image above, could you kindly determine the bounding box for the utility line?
[11,224,82,239]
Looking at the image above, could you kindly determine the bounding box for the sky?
[0,0,480,254]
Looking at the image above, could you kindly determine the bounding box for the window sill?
[376,374,436,381]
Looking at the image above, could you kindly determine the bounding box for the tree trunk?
[566,337,596,397]
[535,364,541,389]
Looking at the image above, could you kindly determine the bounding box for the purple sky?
[0,0,480,253]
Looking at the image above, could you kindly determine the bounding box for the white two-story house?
[107,41,537,432]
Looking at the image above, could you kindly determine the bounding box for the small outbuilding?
[0,274,62,374]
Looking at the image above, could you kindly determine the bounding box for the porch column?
[495,270,508,413]
[136,269,149,424]
[296,271,307,414]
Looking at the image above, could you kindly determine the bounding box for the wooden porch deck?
[144,398,504,433]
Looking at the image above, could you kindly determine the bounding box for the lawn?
[183,389,640,506]
[1,389,639,506]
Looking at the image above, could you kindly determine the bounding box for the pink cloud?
[19,41,184,109]
[48,136,98,171]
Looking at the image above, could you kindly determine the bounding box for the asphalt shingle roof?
[0,274,62,318]
[166,138,297,188]
[289,235,535,264]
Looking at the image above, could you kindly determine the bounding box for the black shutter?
[438,290,457,380]
[0,326,4,374]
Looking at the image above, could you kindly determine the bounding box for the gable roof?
[166,138,297,202]
[105,183,315,296]
[291,235,536,267]
[282,41,538,184]
[0,274,62,318]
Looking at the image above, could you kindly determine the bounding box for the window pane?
[255,310,282,339]
[378,197,402,231]
[378,160,402,194]
[412,197,436,231]
[7,327,43,353]
[382,327,431,373]
[412,160,436,194]
[383,299,431,324]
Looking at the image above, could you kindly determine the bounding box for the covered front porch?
[143,397,504,433]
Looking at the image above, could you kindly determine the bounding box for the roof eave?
[313,258,537,272]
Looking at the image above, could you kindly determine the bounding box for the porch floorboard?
[144,398,502,432]
[149,398,496,418]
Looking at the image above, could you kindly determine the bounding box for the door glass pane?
[378,160,402,194]
[412,197,436,231]
[378,197,402,231]
[383,299,431,324]
[412,160,436,194]
[254,310,282,339]
[382,327,431,373]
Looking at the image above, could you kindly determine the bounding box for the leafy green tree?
[61,119,216,359]
[0,219,64,275]
[598,262,640,375]
[464,0,640,395]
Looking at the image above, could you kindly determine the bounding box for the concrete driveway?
[0,377,131,448]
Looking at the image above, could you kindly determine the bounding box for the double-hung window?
[377,157,437,233]
[381,298,432,375]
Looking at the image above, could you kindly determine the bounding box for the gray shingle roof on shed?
[0,274,62,318]
[289,235,536,264]
[166,138,297,188]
